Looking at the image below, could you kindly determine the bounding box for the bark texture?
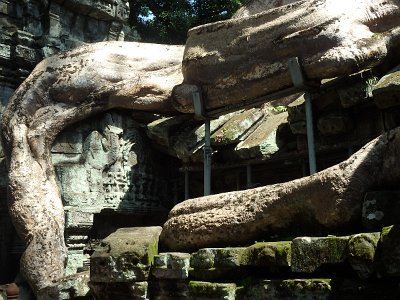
[160,129,400,251]
[232,0,301,18]
[172,0,400,113]
[0,41,184,297]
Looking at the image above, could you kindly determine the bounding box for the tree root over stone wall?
[0,41,184,299]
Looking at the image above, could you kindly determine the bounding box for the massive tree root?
[2,0,400,296]
[0,41,184,297]
[172,0,400,112]
[160,129,400,250]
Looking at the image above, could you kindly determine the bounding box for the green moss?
[147,235,159,265]
[325,236,349,260]
[348,233,379,261]
[188,281,236,298]
[246,241,291,267]
[381,225,393,242]
[279,279,332,291]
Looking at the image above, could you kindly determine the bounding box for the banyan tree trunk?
[172,0,400,113]
[0,41,184,298]
[3,0,400,296]
[160,129,400,250]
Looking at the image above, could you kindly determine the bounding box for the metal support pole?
[191,90,212,196]
[246,164,252,188]
[204,119,212,196]
[184,169,189,200]
[288,57,317,175]
[304,91,317,174]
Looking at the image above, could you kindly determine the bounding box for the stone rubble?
[87,223,400,299]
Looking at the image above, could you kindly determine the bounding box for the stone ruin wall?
[2,0,400,297]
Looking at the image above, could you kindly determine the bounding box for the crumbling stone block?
[291,236,349,273]
[91,226,162,282]
[153,252,191,279]
[348,233,380,279]
[188,281,236,300]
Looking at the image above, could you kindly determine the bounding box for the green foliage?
[129,0,243,44]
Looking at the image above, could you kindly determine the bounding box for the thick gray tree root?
[172,0,400,112]
[160,129,400,251]
[1,41,184,298]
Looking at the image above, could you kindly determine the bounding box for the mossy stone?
[291,236,349,273]
[188,281,236,300]
[245,241,291,267]
[348,233,380,279]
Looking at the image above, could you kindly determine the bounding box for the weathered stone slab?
[348,232,380,279]
[211,108,263,146]
[245,241,291,267]
[91,227,162,282]
[291,236,349,273]
[235,112,288,159]
[147,115,191,149]
[188,281,236,300]
[172,112,239,161]
[190,241,291,272]
[64,208,94,231]
[153,252,191,279]
[191,247,247,270]
[372,65,400,109]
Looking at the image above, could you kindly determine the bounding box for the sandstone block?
[147,116,191,149]
[91,227,162,282]
[348,233,380,279]
[245,241,291,267]
[291,236,349,273]
[190,248,247,270]
[64,209,94,231]
[235,112,288,159]
[172,112,239,161]
[153,252,191,279]
[211,108,263,146]
[188,281,236,300]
